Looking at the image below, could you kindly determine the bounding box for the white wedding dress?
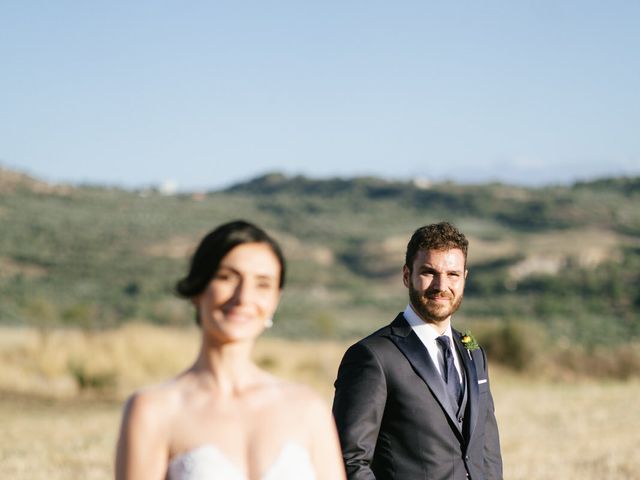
[166,442,316,480]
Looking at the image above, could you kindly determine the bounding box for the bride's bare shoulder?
[271,379,330,413]
[263,380,335,439]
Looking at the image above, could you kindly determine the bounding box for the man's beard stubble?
[408,283,464,324]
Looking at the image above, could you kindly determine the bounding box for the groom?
[332,222,502,480]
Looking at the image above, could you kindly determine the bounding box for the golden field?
[1,325,639,479]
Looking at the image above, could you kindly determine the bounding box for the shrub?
[479,321,547,371]
[67,360,116,391]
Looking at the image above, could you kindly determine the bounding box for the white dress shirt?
[403,304,463,384]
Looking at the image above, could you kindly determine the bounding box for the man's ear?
[402,265,410,288]
[464,269,469,280]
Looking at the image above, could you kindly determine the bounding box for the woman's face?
[194,242,282,344]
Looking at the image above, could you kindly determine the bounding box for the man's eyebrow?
[418,265,438,272]
[418,265,463,274]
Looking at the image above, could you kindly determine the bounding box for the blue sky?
[2,1,638,190]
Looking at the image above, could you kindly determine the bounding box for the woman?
[115,220,346,480]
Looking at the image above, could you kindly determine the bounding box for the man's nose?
[431,274,448,291]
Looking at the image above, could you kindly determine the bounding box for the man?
[332,222,502,480]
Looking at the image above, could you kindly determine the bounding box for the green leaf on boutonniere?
[461,331,480,351]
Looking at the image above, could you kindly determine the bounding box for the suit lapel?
[453,329,479,441]
[387,315,462,435]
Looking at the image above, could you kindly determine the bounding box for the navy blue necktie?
[436,335,462,407]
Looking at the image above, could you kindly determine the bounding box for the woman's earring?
[264,317,273,328]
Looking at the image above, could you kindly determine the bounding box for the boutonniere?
[461,331,480,351]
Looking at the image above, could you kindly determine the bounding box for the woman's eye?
[215,271,235,282]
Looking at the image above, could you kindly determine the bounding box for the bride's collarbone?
[180,378,307,415]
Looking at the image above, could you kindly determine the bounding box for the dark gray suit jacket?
[332,314,503,480]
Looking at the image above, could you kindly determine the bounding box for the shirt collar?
[403,303,453,340]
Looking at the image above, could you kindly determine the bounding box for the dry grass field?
[1,325,639,479]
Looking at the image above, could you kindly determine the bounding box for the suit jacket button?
[458,416,463,423]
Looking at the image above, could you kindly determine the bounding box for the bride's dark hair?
[175,220,286,323]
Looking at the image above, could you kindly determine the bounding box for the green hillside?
[1,168,638,345]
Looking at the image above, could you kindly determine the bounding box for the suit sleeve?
[480,348,503,480]
[332,342,387,480]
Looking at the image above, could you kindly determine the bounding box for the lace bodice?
[166,442,316,480]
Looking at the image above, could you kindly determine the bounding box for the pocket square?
[477,379,487,384]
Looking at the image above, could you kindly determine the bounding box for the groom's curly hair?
[405,222,469,272]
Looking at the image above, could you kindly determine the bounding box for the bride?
[115,220,346,480]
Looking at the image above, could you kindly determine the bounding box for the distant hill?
[0,167,638,344]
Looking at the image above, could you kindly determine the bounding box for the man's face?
[403,248,468,325]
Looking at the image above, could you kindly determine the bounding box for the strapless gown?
[166,442,316,480]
